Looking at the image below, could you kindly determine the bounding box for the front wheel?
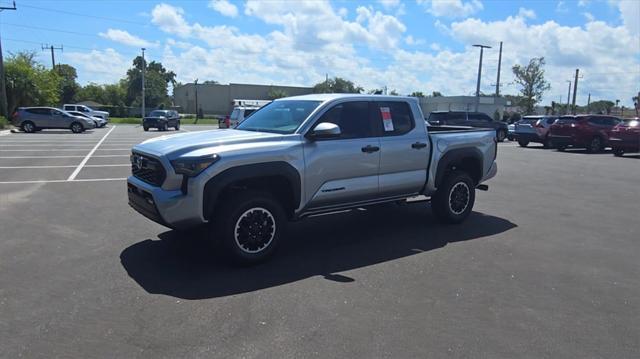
[543,137,553,149]
[518,139,529,147]
[175,121,180,130]
[212,190,286,265]
[431,171,476,224]
[143,126,149,132]
[21,121,36,133]
[613,148,624,157]
[496,129,506,142]
[70,122,84,133]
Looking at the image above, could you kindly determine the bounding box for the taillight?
[534,121,544,128]
[10,111,18,119]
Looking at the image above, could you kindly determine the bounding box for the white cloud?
[517,7,536,19]
[63,48,129,84]
[378,0,400,9]
[99,29,157,48]
[405,35,426,46]
[446,15,639,105]
[419,0,484,18]
[578,0,590,7]
[615,0,640,36]
[151,3,191,37]
[208,0,238,18]
[583,12,595,22]
[556,1,568,13]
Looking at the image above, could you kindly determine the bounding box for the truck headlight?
[171,154,220,177]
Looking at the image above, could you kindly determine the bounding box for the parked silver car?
[514,115,558,148]
[11,107,95,133]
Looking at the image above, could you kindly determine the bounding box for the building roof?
[280,93,416,102]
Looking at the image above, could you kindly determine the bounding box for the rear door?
[303,101,381,209]
[51,109,72,128]
[375,101,429,197]
[26,108,52,128]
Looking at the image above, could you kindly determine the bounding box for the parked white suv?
[63,104,110,120]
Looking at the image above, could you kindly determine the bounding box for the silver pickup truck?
[127,94,498,264]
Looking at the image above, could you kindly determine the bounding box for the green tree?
[313,77,363,94]
[125,56,176,108]
[589,100,615,114]
[431,91,443,97]
[202,80,219,84]
[410,91,425,98]
[368,89,383,94]
[57,64,80,104]
[5,51,61,112]
[512,57,550,114]
[267,88,288,100]
[389,89,399,96]
[76,83,107,104]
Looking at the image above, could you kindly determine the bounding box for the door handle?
[361,145,380,153]
[411,142,427,149]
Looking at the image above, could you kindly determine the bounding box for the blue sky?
[1,0,638,106]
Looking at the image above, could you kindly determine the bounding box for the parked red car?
[549,115,621,152]
[610,118,640,157]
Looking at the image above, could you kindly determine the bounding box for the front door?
[303,101,380,209]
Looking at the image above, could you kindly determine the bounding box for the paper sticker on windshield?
[380,107,394,132]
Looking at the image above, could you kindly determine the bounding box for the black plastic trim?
[435,147,484,187]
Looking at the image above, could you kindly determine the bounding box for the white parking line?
[0,178,126,184]
[0,164,130,169]
[67,126,117,181]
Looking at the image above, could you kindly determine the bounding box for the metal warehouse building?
[173,83,314,115]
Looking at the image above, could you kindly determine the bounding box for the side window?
[470,113,490,122]
[588,118,603,126]
[546,118,556,124]
[373,101,414,136]
[316,101,373,139]
[447,113,466,124]
[52,110,63,116]
[26,108,50,115]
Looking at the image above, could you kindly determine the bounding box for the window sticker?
[380,107,394,132]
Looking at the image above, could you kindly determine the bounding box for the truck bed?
[426,124,494,133]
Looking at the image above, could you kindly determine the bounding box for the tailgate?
[515,119,537,134]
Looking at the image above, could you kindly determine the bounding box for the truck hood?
[132,129,285,159]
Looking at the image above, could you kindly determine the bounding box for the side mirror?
[309,122,341,140]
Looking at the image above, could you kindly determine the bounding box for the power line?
[17,3,148,26]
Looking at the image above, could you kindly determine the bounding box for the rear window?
[556,117,577,124]
[520,117,540,125]
[373,101,414,136]
[428,113,447,123]
[25,108,51,115]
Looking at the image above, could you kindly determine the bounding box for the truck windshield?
[236,100,321,134]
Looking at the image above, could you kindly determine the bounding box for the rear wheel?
[613,148,624,157]
[175,121,180,130]
[21,121,36,133]
[496,129,506,142]
[586,136,603,153]
[556,146,566,152]
[143,126,149,132]
[518,139,529,147]
[543,137,553,149]
[70,122,84,133]
[432,171,475,224]
[212,190,286,265]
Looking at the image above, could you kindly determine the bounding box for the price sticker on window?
[380,107,394,132]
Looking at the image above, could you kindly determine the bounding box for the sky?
[1,0,639,106]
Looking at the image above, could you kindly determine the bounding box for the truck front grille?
[131,152,166,186]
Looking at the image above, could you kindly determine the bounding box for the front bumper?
[127,175,207,229]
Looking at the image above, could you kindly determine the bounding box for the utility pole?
[42,44,63,71]
[566,80,571,115]
[571,69,579,115]
[141,48,146,118]
[587,93,591,114]
[0,1,17,119]
[194,78,199,123]
[495,41,503,97]
[473,44,491,112]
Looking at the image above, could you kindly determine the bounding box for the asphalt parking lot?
[1,128,639,358]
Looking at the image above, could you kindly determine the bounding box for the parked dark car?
[143,110,180,131]
[548,115,621,152]
[610,118,640,157]
[428,111,508,142]
[514,115,558,148]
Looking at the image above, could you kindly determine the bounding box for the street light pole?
[473,44,491,112]
[141,48,146,118]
